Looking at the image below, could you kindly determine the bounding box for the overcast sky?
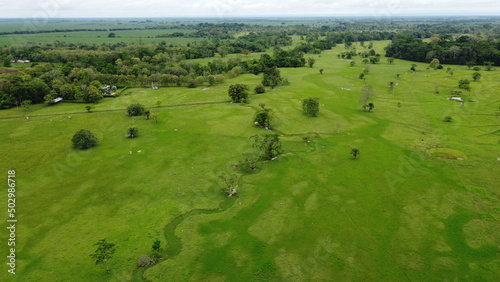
[0,0,499,18]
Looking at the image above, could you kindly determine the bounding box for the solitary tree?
[429,58,440,69]
[85,105,95,113]
[127,103,146,116]
[127,127,138,138]
[350,61,356,67]
[369,57,380,64]
[458,79,471,91]
[151,239,162,261]
[387,57,395,64]
[472,72,481,81]
[307,57,316,68]
[144,110,151,120]
[350,147,360,159]
[254,84,266,94]
[228,84,249,103]
[72,129,98,150]
[366,102,375,112]
[302,97,320,117]
[250,134,283,160]
[238,152,260,173]
[359,84,374,111]
[262,66,282,89]
[254,105,273,129]
[218,172,239,197]
[389,81,395,93]
[90,238,116,273]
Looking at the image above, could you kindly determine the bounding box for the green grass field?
[0,41,499,281]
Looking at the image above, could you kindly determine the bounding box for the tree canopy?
[72,129,98,150]
[302,97,320,117]
[228,84,248,103]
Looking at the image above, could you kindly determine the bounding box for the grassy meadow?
[0,41,499,281]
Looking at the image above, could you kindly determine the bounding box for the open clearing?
[0,41,498,281]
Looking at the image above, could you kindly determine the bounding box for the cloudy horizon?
[0,0,499,18]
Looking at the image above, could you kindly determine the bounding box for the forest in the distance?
[0,17,499,109]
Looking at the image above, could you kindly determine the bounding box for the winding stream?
[133,196,237,281]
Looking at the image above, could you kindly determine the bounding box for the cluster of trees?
[385,35,500,65]
[0,37,305,109]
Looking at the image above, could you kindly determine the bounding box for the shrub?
[186,79,197,88]
[302,97,320,117]
[254,84,266,94]
[215,74,225,84]
[207,75,216,86]
[137,254,153,267]
[127,127,139,138]
[194,76,205,86]
[239,153,260,173]
[443,116,453,122]
[254,110,272,129]
[250,134,283,160]
[228,84,248,103]
[472,72,481,81]
[72,129,98,149]
[127,104,146,116]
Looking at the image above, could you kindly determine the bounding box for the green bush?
[302,97,320,117]
[228,84,248,103]
[254,84,266,94]
[72,129,98,150]
[127,104,146,116]
[127,127,139,138]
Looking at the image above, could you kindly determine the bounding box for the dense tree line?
[385,35,500,65]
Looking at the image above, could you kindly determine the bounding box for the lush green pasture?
[0,32,201,47]
[0,41,498,281]
[0,19,203,46]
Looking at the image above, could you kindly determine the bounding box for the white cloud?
[0,0,499,18]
